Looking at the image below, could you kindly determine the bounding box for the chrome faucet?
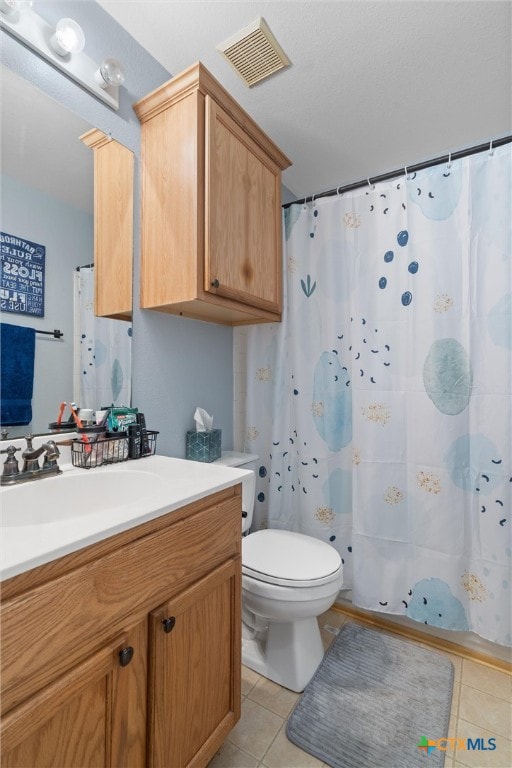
[1,435,62,485]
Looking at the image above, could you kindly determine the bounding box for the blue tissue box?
[186,429,222,463]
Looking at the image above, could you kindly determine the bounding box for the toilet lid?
[242,529,342,587]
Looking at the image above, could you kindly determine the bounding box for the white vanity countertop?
[0,455,251,581]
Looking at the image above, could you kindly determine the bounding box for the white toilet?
[215,452,343,692]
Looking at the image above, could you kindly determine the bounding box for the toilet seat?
[242,529,342,587]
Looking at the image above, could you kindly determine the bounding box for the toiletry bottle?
[128,423,142,459]
[137,412,151,455]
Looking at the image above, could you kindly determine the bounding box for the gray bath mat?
[286,622,454,768]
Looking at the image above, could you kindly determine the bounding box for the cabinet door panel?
[148,558,241,768]
[93,139,134,320]
[139,91,203,309]
[1,636,123,768]
[206,97,281,314]
[3,680,108,768]
[80,129,134,321]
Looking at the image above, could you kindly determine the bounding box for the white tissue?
[194,407,214,432]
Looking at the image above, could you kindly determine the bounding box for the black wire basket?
[71,430,158,469]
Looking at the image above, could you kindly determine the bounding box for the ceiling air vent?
[217,17,290,87]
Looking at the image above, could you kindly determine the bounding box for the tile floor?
[209,609,512,768]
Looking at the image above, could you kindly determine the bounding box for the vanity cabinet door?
[147,558,241,768]
[0,633,142,768]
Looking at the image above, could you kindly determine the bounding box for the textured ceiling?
[97,0,512,199]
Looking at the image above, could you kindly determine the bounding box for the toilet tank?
[214,452,259,533]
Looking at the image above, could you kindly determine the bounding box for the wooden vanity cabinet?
[133,61,292,325]
[80,129,134,321]
[0,486,242,768]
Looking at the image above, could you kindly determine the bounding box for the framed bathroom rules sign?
[0,231,45,317]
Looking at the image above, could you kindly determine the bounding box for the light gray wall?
[1,0,234,457]
[1,174,93,436]
[281,184,298,205]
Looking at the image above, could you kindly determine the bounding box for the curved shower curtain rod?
[282,134,512,209]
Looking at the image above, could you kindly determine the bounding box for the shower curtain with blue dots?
[74,267,132,409]
[241,144,511,646]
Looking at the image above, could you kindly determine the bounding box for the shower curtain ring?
[367,177,375,190]
[447,152,452,169]
[489,139,494,156]
[337,185,343,196]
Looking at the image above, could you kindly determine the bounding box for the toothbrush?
[69,403,83,428]
[56,401,66,425]
[69,404,91,452]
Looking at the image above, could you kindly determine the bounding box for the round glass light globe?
[99,57,125,87]
[0,0,20,15]
[54,17,85,54]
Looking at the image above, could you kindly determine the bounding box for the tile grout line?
[457,661,512,704]
[457,658,512,737]
[258,718,288,767]
[458,683,512,704]
[229,689,289,764]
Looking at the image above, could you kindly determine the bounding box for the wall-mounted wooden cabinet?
[134,62,292,325]
[80,129,134,321]
[1,487,241,768]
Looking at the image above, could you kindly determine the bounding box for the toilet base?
[241,616,325,692]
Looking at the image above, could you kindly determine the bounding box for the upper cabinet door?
[205,97,282,315]
[80,129,134,321]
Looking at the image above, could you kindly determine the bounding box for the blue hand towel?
[1,322,36,426]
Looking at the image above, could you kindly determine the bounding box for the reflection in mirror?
[0,66,131,438]
[75,265,132,415]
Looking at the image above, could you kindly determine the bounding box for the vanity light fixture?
[0,3,122,109]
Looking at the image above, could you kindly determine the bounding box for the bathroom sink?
[0,468,165,527]
[0,454,251,581]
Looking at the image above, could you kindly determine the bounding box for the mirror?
[0,66,131,438]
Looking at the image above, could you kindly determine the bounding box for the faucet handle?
[22,434,35,455]
[1,445,20,456]
[1,445,20,480]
